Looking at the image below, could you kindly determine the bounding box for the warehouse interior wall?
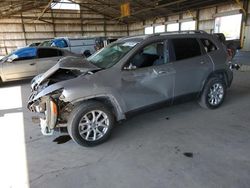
[0,7,128,56]
[0,1,249,56]
[129,2,250,50]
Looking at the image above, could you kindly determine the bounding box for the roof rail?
[160,30,208,36]
[117,30,208,41]
[117,34,145,41]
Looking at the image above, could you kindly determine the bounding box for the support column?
[80,5,84,36]
[126,23,129,36]
[21,13,27,46]
[196,10,200,30]
[50,9,56,37]
[104,16,107,37]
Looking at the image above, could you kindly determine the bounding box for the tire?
[67,101,115,147]
[199,77,226,109]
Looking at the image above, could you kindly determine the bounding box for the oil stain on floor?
[53,135,72,144]
[183,152,193,158]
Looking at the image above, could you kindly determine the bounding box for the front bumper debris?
[28,96,58,136]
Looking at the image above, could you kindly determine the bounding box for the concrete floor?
[1,61,250,188]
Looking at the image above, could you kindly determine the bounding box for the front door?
[120,41,175,112]
[2,48,37,81]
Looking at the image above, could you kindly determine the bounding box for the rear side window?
[170,38,201,61]
[37,48,62,58]
[200,38,217,53]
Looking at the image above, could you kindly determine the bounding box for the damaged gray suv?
[28,31,233,147]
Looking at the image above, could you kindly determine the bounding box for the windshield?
[87,41,138,69]
[1,47,37,62]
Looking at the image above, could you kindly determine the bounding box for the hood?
[32,56,100,90]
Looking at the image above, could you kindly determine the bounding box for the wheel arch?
[199,70,229,97]
[71,95,126,121]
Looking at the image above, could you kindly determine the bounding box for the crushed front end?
[27,56,101,136]
[28,95,58,135]
[28,84,77,136]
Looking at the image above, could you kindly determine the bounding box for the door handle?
[29,63,36,66]
[200,61,205,65]
[157,70,167,74]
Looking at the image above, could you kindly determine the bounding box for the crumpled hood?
[32,56,99,89]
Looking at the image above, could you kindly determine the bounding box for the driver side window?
[124,41,167,70]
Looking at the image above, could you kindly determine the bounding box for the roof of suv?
[118,30,211,42]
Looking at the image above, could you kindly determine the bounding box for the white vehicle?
[0,47,77,82]
[39,37,112,57]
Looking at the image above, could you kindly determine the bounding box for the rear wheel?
[199,77,226,109]
[67,101,114,147]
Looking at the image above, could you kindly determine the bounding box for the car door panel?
[2,59,37,81]
[120,64,175,112]
[173,55,212,97]
[36,48,63,74]
[37,56,61,74]
[1,47,38,80]
[169,38,213,97]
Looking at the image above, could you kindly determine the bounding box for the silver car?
[28,31,233,147]
[0,47,76,82]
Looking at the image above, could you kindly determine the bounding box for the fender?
[68,94,126,121]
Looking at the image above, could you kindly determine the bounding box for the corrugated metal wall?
[128,3,242,36]
[0,7,128,56]
[0,2,249,56]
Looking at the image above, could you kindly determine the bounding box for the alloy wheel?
[78,110,110,141]
[208,83,224,106]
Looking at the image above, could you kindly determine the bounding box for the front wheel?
[199,77,226,109]
[67,101,114,147]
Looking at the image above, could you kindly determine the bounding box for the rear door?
[36,48,63,74]
[2,48,37,80]
[169,38,213,97]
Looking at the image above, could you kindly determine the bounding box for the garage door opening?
[145,26,154,34]
[181,21,196,31]
[155,25,165,33]
[214,14,242,40]
[167,23,179,32]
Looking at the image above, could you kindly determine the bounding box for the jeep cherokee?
[28,31,233,147]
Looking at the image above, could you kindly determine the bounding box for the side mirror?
[123,63,137,70]
[6,54,18,63]
[6,58,13,63]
